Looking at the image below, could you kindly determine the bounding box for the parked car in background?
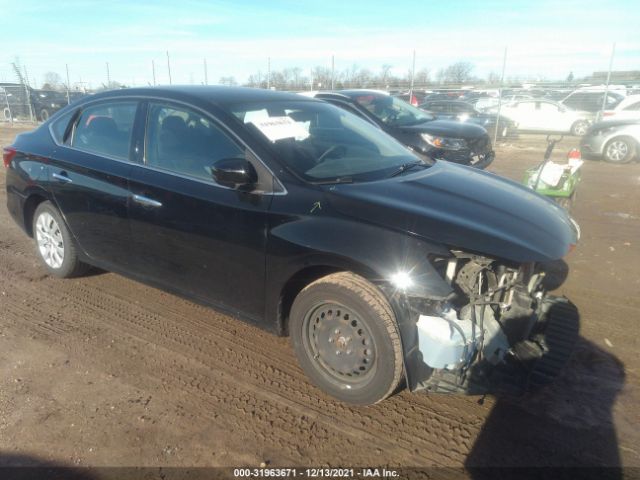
[306,90,495,168]
[489,99,593,136]
[560,90,624,113]
[600,94,640,121]
[30,89,68,121]
[392,91,428,106]
[472,94,533,111]
[0,83,84,121]
[580,120,640,163]
[419,99,518,138]
[4,85,580,405]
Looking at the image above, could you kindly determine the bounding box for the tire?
[32,201,89,278]
[603,136,636,164]
[571,120,589,136]
[39,108,50,122]
[289,272,404,405]
[2,107,10,121]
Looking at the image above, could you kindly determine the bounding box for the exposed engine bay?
[412,253,579,395]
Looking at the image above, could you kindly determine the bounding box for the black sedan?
[4,86,579,405]
[310,90,495,169]
[419,99,518,138]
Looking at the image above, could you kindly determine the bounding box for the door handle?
[52,172,72,183]
[132,194,162,208]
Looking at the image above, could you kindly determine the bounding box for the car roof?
[337,89,390,97]
[422,99,470,105]
[75,85,316,107]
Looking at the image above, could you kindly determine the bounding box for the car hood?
[323,161,577,262]
[399,119,488,139]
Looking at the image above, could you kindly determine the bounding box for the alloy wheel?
[35,212,65,269]
[605,140,629,162]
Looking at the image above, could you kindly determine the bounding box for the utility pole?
[409,49,416,100]
[152,60,156,86]
[331,55,335,90]
[203,58,208,85]
[493,46,508,146]
[106,62,111,87]
[267,57,271,89]
[166,51,172,85]
[65,64,71,104]
[599,42,616,120]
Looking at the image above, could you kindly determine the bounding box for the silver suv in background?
[580,120,640,163]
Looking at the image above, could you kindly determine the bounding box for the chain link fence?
[1,85,35,124]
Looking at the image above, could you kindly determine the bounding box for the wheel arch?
[275,257,379,337]
[23,190,51,237]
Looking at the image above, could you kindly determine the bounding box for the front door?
[128,102,270,320]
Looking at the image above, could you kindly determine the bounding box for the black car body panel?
[5,86,579,397]
[324,162,575,263]
[314,91,495,169]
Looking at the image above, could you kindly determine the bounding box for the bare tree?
[380,64,392,86]
[486,71,501,85]
[415,68,430,85]
[42,72,63,90]
[443,61,474,84]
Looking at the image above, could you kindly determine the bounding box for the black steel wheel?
[290,272,403,405]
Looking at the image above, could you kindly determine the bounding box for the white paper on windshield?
[250,116,309,142]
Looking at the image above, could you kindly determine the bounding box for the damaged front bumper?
[414,295,579,396]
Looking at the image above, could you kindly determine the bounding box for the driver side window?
[145,103,244,181]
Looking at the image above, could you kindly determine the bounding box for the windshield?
[228,100,423,183]
[349,93,434,127]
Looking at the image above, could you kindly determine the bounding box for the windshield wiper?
[312,176,354,185]
[387,161,427,178]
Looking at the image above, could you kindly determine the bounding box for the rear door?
[127,101,271,320]
[48,100,138,269]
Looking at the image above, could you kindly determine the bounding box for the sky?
[1,0,639,89]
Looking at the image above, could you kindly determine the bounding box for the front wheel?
[33,201,89,278]
[39,108,50,121]
[290,272,404,405]
[603,137,636,164]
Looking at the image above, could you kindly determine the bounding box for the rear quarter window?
[50,110,75,144]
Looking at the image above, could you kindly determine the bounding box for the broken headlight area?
[409,252,579,396]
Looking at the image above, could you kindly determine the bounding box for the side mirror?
[211,157,258,189]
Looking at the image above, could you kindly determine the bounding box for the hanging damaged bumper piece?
[412,295,579,395]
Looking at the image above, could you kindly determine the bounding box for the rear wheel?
[603,137,636,164]
[571,120,589,136]
[33,201,89,278]
[290,272,403,405]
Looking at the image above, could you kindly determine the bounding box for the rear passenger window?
[72,102,137,160]
[145,103,244,182]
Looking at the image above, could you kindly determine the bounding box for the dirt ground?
[0,124,639,471]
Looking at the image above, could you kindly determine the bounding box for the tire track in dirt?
[1,245,482,465]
